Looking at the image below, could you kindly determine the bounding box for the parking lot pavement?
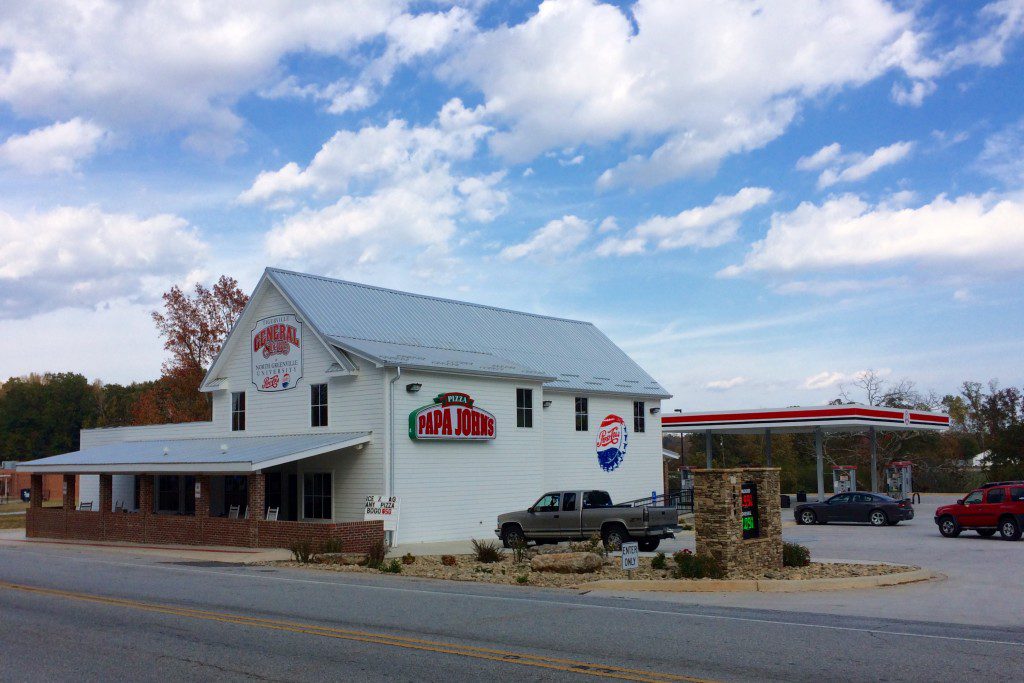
[644,494,1024,628]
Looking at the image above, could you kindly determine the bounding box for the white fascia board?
[542,387,671,400]
[18,462,253,474]
[252,433,372,470]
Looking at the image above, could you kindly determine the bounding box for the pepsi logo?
[596,414,628,472]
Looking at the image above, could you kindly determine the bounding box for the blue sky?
[1,0,1023,410]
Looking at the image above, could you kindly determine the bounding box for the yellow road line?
[0,580,713,683]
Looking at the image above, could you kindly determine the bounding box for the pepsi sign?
[596,414,628,472]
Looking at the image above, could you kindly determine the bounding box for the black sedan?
[794,492,914,526]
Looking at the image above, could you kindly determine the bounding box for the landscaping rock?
[319,552,367,566]
[530,552,603,574]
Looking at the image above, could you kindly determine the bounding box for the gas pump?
[831,465,857,494]
[885,461,913,500]
[680,466,695,492]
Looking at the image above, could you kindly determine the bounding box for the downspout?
[387,366,402,546]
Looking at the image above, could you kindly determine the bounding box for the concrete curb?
[579,568,938,593]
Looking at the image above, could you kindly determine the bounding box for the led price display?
[741,481,759,539]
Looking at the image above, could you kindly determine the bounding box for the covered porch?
[16,433,384,551]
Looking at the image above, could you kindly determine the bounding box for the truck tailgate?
[645,506,678,527]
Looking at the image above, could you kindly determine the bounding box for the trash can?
[20,488,31,502]
[796,491,807,503]
[780,494,791,509]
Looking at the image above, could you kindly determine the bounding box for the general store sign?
[251,314,302,392]
[409,392,495,441]
[364,495,400,530]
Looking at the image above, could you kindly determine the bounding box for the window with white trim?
[311,383,328,427]
[516,388,533,428]
[303,472,332,519]
[231,392,246,432]
[633,401,645,433]
[575,397,588,431]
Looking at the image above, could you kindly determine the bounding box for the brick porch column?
[30,474,42,509]
[62,474,76,511]
[138,475,153,515]
[195,476,210,518]
[99,474,112,515]
[247,473,265,521]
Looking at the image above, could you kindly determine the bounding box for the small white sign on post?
[364,495,400,531]
[621,541,639,572]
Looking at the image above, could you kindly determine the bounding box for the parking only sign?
[621,541,639,571]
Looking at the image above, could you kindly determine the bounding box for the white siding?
[388,370,547,543]
[541,391,663,506]
[77,474,135,511]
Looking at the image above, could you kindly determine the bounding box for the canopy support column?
[815,427,825,502]
[705,431,713,468]
[869,427,878,492]
[763,428,772,466]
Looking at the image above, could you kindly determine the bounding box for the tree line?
[0,276,247,462]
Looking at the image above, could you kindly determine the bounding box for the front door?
[530,492,562,538]
[826,494,853,522]
[559,492,580,536]
[960,490,985,526]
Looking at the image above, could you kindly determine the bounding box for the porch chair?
[228,505,240,519]
[265,507,279,521]
[243,506,249,519]
[78,501,93,511]
[114,500,124,512]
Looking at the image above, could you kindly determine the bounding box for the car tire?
[602,524,630,550]
[977,529,997,538]
[637,538,660,552]
[869,510,888,527]
[501,525,526,548]
[799,509,817,525]
[938,515,961,538]
[999,517,1021,541]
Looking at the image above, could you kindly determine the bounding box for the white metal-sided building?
[23,268,670,546]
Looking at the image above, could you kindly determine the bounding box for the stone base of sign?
[694,467,782,575]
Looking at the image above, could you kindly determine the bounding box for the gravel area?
[274,554,915,588]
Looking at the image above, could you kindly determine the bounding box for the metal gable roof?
[267,268,670,398]
[16,432,371,473]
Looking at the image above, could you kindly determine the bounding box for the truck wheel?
[637,538,660,552]
[602,524,630,550]
[977,529,997,538]
[999,517,1021,541]
[501,525,526,548]
[938,515,960,538]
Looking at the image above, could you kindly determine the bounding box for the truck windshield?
[583,491,612,508]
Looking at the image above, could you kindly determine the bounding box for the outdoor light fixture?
[542,400,553,408]
[406,383,422,393]
[674,409,682,413]
[650,407,661,415]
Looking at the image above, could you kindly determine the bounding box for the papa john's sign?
[409,392,495,441]
[251,314,302,392]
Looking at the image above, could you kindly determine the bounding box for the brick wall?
[25,507,383,551]
[694,467,782,575]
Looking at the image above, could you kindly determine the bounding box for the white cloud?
[0,118,107,174]
[500,215,590,261]
[0,205,206,318]
[891,79,937,106]
[248,99,506,277]
[977,118,1024,186]
[802,371,848,390]
[0,1,412,150]
[722,192,1024,277]
[704,376,747,391]
[796,143,843,171]
[815,141,914,188]
[445,0,1023,187]
[596,187,772,256]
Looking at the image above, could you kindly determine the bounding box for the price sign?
[621,541,639,571]
[741,481,759,539]
[364,495,400,530]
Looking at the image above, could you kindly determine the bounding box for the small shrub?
[651,551,667,570]
[366,535,389,569]
[379,558,402,573]
[290,540,314,564]
[401,553,416,565]
[511,539,529,564]
[441,554,457,566]
[471,539,503,563]
[516,574,529,584]
[672,549,725,579]
[783,542,811,567]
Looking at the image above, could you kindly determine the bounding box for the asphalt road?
[1,539,1022,682]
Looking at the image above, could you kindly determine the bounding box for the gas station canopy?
[661,404,950,501]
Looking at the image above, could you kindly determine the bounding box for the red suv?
[935,481,1024,540]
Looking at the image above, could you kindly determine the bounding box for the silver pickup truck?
[495,490,680,551]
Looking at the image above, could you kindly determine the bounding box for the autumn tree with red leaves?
[132,276,249,425]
